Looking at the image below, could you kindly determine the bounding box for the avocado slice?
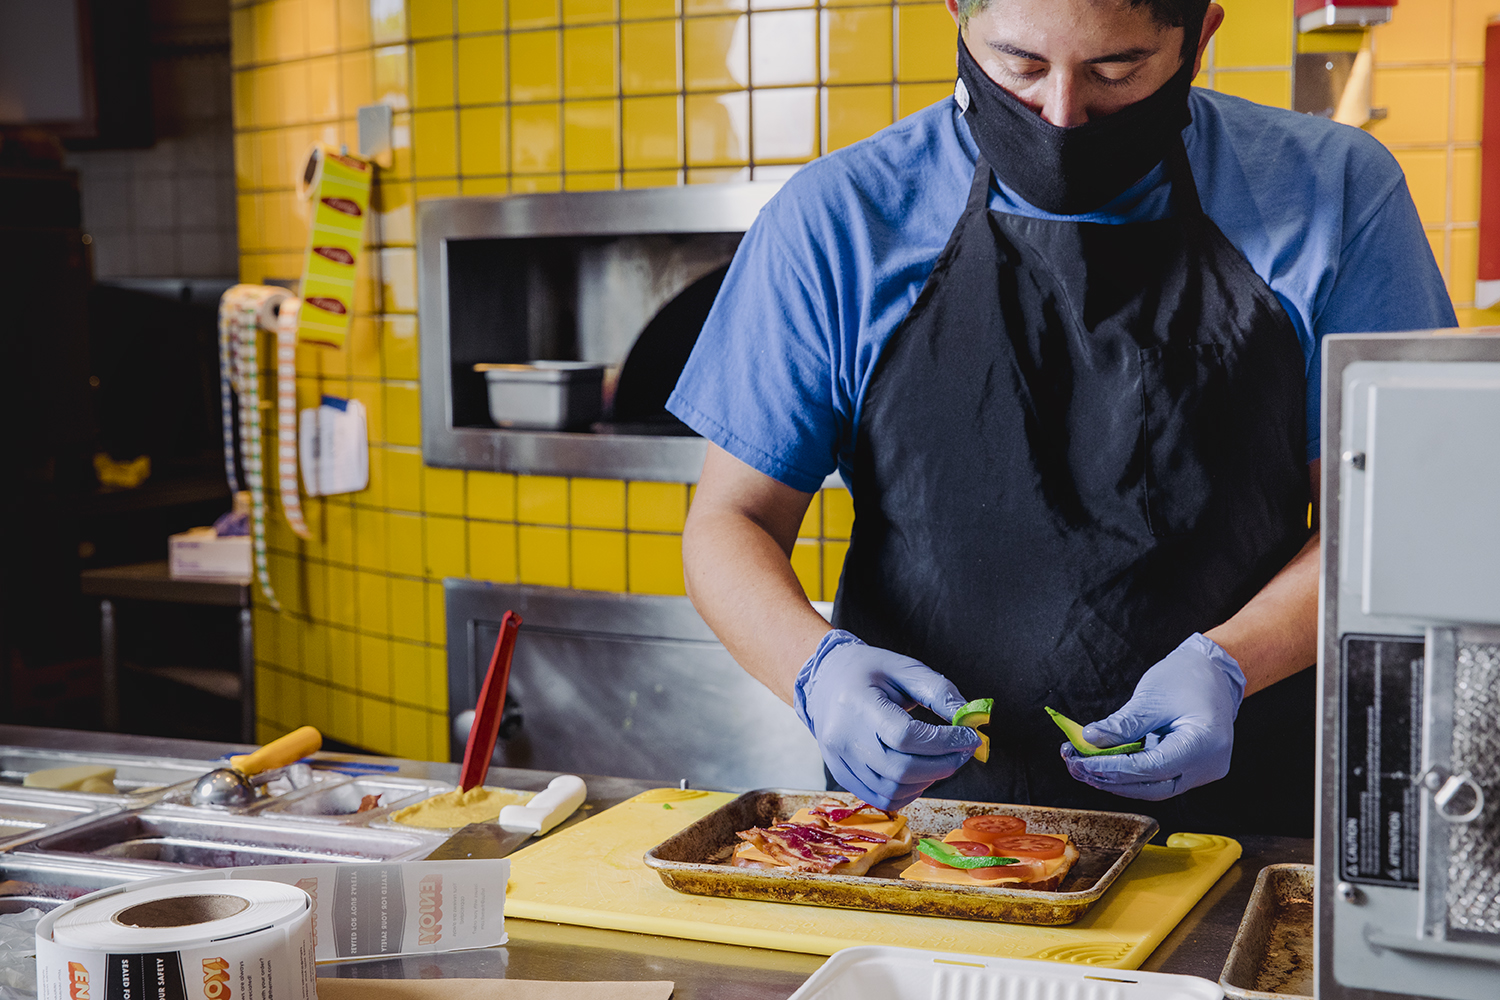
[1045,706,1145,756]
[951,698,993,763]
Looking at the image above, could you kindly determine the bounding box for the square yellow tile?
[231,7,255,67]
[823,8,893,85]
[752,87,817,162]
[469,520,519,581]
[623,168,682,187]
[571,478,626,528]
[459,0,509,32]
[267,0,309,62]
[425,515,468,577]
[348,317,381,378]
[372,0,409,44]
[374,180,415,246]
[684,16,746,92]
[826,84,892,151]
[512,30,562,101]
[797,490,821,538]
[390,576,427,641]
[519,525,571,585]
[463,175,511,193]
[622,0,677,17]
[1453,148,1479,226]
[356,569,391,633]
[517,474,570,523]
[627,532,685,594]
[427,582,448,643]
[571,528,627,590]
[564,99,621,171]
[822,538,849,593]
[253,606,279,663]
[565,171,619,190]
[413,39,456,109]
[340,51,375,118]
[459,103,511,171]
[424,466,466,516]
[1454,0,1495,63]
[306,55,340,121]
[685,0,745,14]
[1454,66,1481,145]
[360,634,394,698]
[751,10,816,87]
[1370,65,1450,145]
[512,102,563,172]
[413,109,459,177]
[329,685,360,746]
[427,646,450,711]
[393,641,427,705]
[1214,0,1292,67]
[1391,148,1447,226]
[823,486,854,539]
[382,315,420,380]
[467,470,516,519]
[415,178,461,198]
[307,0,338,54]
[301,620,331,680]
[362,436,388,501]
[564,25,618,98]
[393,704,431,760]
[686,91,749,165]
[325,502,356,564]
[410,0,455,38]
[339,0,374,49]
[565,0,617,23]
[380,246,419,311]
[621,20,679,94]
[1211,69,1289,108]
[512,174,564,192]
[1450,228,1479,307]
[790,538,821,600]
[328,623,359,686]
[303,678,331,734]
[303,561,330,622]
[384,448,424,512]
[360,697,397,754]
[513,0,561,28]
[384,384,422,446]
[626,481,687,531]
[896,3,954,82]
[387,511,425,576]
[623,95,681,168]
[458,34,508,105]
[375,44,411,111]
[1370,6,1450,63]
[347,380,385,447]
[354,504,392,572]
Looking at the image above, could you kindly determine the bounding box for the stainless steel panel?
[0,748,211,795]
[445,581,825,791]
[0,788,121,849]
[0,856,156,914]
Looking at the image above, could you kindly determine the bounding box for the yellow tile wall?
[232,0,1477,752]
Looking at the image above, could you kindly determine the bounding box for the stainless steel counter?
[0,725,1311,998]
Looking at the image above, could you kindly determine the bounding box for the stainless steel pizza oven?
[418,183,780,481]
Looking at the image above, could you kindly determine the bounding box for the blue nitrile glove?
[794,629,982,811]
[1061,633,1246,801]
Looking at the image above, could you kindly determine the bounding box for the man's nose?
[1038,73,1089,127]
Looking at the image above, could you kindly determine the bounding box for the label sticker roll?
[35,879,315,1000]
[296,145,373,350]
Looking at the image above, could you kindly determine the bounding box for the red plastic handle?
[460,610,522,792]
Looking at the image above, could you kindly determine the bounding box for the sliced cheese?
[899,832,1077,887]
[23,765,117,793]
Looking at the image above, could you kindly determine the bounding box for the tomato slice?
[984,834,1065,860]
[960,815,1027,843]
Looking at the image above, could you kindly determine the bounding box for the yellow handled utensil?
[191,726,324,806]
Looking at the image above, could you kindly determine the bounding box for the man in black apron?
[671,0,1448,836]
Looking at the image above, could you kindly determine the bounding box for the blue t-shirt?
[667,89,1457,494]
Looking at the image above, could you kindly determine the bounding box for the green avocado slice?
[916,838,1019,869]
[951,698,993,763]
[1045,706,1145,756]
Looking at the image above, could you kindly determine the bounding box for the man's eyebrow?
[987,41,1159,64]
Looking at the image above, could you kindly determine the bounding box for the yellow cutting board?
[504,789,1240,969]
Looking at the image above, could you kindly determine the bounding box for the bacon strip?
[735,813,893,873]
[808,798,896,824]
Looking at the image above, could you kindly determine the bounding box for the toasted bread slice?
[731,804,913,875]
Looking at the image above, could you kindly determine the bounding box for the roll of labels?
[217,145,374,608]
[34,860,510,1000]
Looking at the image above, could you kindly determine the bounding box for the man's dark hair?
[956,0,1212,58]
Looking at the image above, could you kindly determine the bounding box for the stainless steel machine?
[1318,330,1500,999]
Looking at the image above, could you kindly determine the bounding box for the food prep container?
[0,788,123,850]
[18,805,444,870]
[475,361,607,430]
[0,748,212,796]
[0,856,156,914]
[1219,863,1314,1000]
[260,776,450,819]
[644,789,1157,925]
[786,946,1223,1000]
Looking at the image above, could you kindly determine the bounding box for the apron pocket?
[1140,343,1225,536]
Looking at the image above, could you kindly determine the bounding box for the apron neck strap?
[1164,136,1204,218]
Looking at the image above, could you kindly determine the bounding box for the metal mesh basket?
[1446,640,1500,936]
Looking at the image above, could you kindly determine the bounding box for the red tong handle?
[459,610,521,792]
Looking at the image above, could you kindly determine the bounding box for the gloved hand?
[1061,633,1246,801]
[794,629,982,811]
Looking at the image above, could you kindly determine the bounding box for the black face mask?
[956,32,1195,215]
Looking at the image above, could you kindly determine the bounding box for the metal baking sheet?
[0,788,122,850]
[0,747,211,795]
[1219,863,1314,1000]
[0,856,157,914]
[643,789,1157,925]
[18,805,445,870]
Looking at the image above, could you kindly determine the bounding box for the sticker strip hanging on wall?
[275,299,312,540]
[295,145,374,349]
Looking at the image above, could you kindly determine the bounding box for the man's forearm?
[1204,530,1320,697]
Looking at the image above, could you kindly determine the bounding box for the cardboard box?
[169,527,250,580]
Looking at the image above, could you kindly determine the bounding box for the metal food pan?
[1219,864,1314,1000]
[0,748,210,795]
[0,788,123,850]
[18,806,444,870]
[156,765,339,813]
[0,856,157,914]
[261,777,450,820]
[643,789,1158,925]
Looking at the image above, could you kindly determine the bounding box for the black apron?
[830,140,1316,837]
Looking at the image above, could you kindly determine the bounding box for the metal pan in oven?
[1219,863,1314,1000]
[18,805,445,870]
[643,789,1157,925]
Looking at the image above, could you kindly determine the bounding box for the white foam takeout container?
[787,946,1224,1000]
